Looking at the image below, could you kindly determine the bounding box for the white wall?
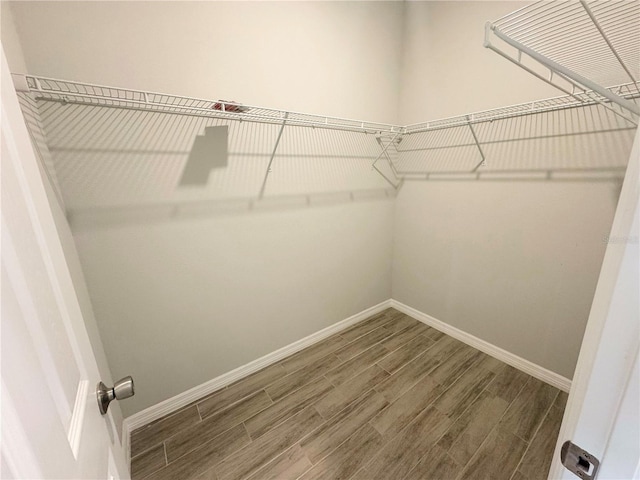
[9,1,404,124]
[399,1,558,123]
[393,181,620,378]
[0,2,27,73]
[72,202,393,415]
[8,1,402,415]
[393,1,632,379]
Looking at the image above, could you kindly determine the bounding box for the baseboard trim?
[122,299,392,464]
[390,299,572,393]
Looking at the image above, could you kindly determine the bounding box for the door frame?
[548,126,639,479]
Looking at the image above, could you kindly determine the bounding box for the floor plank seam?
[240,421,252,442]
[318,389,373,423]
[401,370,490,476]
[298,448,315,478]
[457,395,515,477]
[434,349,486,391]
[261,387,275,404]
[453,418,496,479]
[130,441,166,463]
[509,390,561,480]
[248,444,300,480]
[442,366,496,425]
[162,443,168,467]
[373,339,449,403]
[323,374,340,389]
[198,394,252,421]
[304,421,368,468]
[402,424,454,480]
[164,422,240,467]
[453,376,535,480]
[375,362,392,375]
[356,384,450,477]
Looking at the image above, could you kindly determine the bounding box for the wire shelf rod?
[496,3,583,33]
[404,81,640,134]
[491,0,640,90]
[504,3,638,42]
[535,39,637,64]
[33,95,400,137]
[17,74,639,148]
[495,0,636,35]
[518,19,638,56]
[491,1,639,62]
[489,26,640,116]
[502,8,590,40]
[515,16,621,49]
[17,74,400,135]
[492,1,561,28]
[519,5,638,40]
[34,94,394,135]
[396,166,628,176]
[580,0,637,84]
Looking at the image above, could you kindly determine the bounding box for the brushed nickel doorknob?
[97,376,134,415]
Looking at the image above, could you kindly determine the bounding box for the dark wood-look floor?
[130,309,567,480]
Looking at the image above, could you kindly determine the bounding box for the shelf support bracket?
[258,112,289,199]
[372,132,401,189]
[467,117,486,173]
[484,23,581,101]
[375,134,402,179]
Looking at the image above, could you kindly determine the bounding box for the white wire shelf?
[14,73,639,190]
[16,74,640,137]
[405,81,640,134]
[485,0,640,121]
[396,100,636,178]
[14,74,402,135]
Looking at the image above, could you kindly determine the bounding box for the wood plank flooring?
[131,308,567,480]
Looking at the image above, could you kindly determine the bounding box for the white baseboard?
[389,299,572,393]
[122,299,392,464]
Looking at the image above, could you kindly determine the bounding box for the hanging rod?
[484,0,640,119]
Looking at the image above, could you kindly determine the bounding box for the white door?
[549,126,639,479]
[0,48,129,479]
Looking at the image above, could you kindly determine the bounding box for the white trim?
[389,299,572,392]
[67,380,89,459]
[122,299,392,463]
[549,128,640,480]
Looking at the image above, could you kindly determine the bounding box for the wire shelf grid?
[23,75,402,135]
[19,74,640,138]
[404,82,639,134]
[15,71,640,187]
[492,1,639,87]
[485,0,640,119]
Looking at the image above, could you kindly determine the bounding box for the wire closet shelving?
[13,0,640,196]
[484,0,640,122]
[14,75,402,135]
